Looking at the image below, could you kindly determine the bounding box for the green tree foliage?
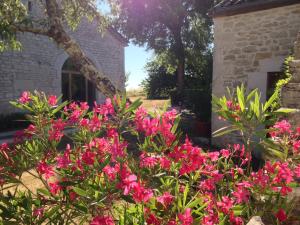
[110,0,215,92]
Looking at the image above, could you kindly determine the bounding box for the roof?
[211,0,300,17]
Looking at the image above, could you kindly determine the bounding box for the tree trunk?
[177,56,185,93]
[173,29,185,94]
[45,0,120,98]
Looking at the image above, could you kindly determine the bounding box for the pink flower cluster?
[2,92,300,225]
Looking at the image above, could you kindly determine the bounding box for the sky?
[125,44,153,90]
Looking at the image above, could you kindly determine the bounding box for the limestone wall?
[212,4,300,144]
[0,19,125,114]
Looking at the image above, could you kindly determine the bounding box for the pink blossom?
[220,149,230,158]
[208,152,220,161]
[159,157,171,170]
[233,186,250,203]
[121,174,137,195]
[140,153,158,168]
[178,208,193,225]
[56,153,71,169]
[273,120,291,134]
[33,207,44,218]
[103,165,118,181]
[217,196,234,214]
[229,212,243,225]
[90,216,115,225]
[275,209,287,222]
[146,213,160,225]
[132,183,153,203]
[37,161,54,179]
[19,91,31,104]
[48,129,63,142]
[48,95,57,106]
[293,140,300,153]
[81,150,95,165]
[49,182,62,195]
[157,192,174,207]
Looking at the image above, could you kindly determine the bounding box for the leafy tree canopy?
[109,0,215,91]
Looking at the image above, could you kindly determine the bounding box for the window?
[61,58,96,106]
[266,72,283,100]
[28,1,32,12]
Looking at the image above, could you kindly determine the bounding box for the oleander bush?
[0,90,299,224]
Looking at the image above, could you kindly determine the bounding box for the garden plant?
[0,89,299,224]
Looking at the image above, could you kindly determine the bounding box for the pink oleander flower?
[157,192,174,207]
[140,153,158,168]
[159,157,171,170]
[273,120,291,134]
[48,129,64,142]
[103,165,118,181]
[56,153,71,169]
[220,149,230,158]
[295,164,300,178]
[146,213,160,225]
[167,220,177,225]
[52,119,66,131]
[293,140,300,153]
[25,124,36,134]
[49,182,62,195]
[208,151,220,161]
[275,209,287,222]
[132,183,153,203]
[217,196,234,214]
[121,174,137,195]
[33,207,44,218]
[233,186,250,203]
[178,208,193,225]
[229,212,243,225]
[90,216,115,225]
[81,150,96,165]
[19,91,31,104]
[37,161,54,179]
[48,95,57,106]
[89,114,101,132]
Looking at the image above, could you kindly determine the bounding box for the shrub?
[0,91,299,224]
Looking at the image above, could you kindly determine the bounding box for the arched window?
[61,58,96,106]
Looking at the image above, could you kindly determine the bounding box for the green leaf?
[51,100,69,116]
[263,91,278,112]
[212,126,239,137]
[274,108,296,114]
[125,99,142,113]
[37,188,51,197]
[171,116,180,134]
[183,185,189,207]
[237,86,245,112]
[72,187,88,197]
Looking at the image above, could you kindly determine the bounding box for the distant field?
[127,88,170,112]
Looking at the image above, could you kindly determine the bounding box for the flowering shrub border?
[0,91,299,224]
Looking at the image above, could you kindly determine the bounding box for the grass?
[127,88,171,112]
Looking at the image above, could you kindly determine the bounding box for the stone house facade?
[0,1,127,115]
[211,0,300,143]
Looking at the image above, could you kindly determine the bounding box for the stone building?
[0,1,127,115]
[211,0,300,142]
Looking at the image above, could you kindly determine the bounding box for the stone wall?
[0,19,126,114]
[212,3,300,144]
